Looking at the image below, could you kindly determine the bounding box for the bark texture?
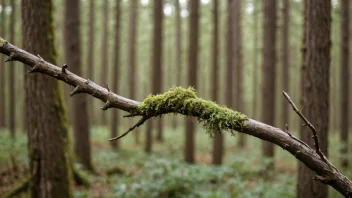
[1,38,352,197]
[340,0,349,168]
[110,0,121,149]
[262,0,276,159]
[185,0,199,164]
[64,0,92,170]
[21,0,72,197]
[297,1,331,198]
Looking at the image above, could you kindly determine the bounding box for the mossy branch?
[1,37,352,197]
[138,87,246,137]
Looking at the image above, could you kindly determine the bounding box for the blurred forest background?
[0,0,351,197]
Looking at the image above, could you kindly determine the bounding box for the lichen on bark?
[138,87,247,137]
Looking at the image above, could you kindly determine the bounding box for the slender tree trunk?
[100,0,109,126]
[281,0,290,129]
[185,0,199,164]
[128,0,139,144]
[262,0,276,160]
[175,0,182,88]
[297,1,331,197]
[172,0,182,129]
[233,0,245,148]
[87,0,96,125]
[252,1,259,120]
[110,0,121,149]
[22,0,72,197]
[340,0,349,168]
[9,0,16,138]
[226,0,233,123]
[153,0,164,142]
[0,0,6,129]
[211,0,223,165]
[64,0,92,171]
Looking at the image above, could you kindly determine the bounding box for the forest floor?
[0,117,350,198]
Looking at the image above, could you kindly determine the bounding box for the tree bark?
[2,39,352,197]
[262,0,276,160]
[185,0,199,164]
[87,0,96,125]
[100,0,109,126]
[297,1,331,198]
[9,0,16,139]
[0,0,6,129]
[232,0,245,148]
[211,0,222,165]
[340,0,349,168]
[153,0,164,142]
[21,0,72,196]
[128,0,139,144]
[281,0,289,129]
[64,0,92,171]
[110,0,121,149]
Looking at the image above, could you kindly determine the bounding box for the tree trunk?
[233,0,245,148]
[211,0,222,165]
[64,0,92,171]
[172,0,182,129]
[22,0,72,197]
[226,0,233,121]
[297,1,331,197]
[252,0,259,120]
[0,0,6,129]
[281,0,289,130]
[110,0,121,149]
[9,0,16,138]
[185,0,199,164]
[175,0,182,88]
[87,0,96,125]
[128,0,139,144]
[340,0,349,168]
[100,0,109,126]
[262,0,276,160]
[153,0,164,142]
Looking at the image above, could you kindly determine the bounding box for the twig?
[282,91,329,164]
[109,116,150,141]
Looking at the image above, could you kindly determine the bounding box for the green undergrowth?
[1,126,351,198]
[139,87,247,137]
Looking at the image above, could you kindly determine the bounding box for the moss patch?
[138,87,247,137]
[0,38,6,47]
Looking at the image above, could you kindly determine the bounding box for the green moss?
[138,87,247,137]
[0,37,6,46]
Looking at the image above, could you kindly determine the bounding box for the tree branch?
[1,38,352,197]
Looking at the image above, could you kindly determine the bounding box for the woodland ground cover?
[0,119,350,198]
